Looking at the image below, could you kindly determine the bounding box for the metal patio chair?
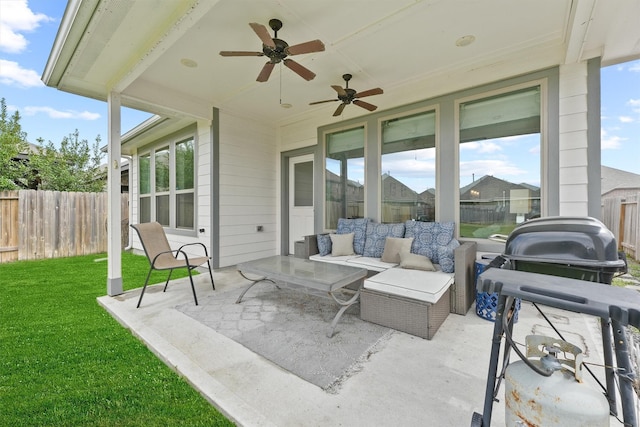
[130,222,215,308]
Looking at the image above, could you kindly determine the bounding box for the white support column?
[107,91,123,296]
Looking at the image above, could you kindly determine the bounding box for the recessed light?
[180,58,198,68]
[455,35,476,47]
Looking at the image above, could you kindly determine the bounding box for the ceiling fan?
[309,74,383,116]
[219,18,325,82]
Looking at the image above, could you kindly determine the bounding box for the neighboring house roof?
[14,142,41,160]
[601,165,640,195]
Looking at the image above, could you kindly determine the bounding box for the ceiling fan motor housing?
[263,38,289,62]
[339,88,357,103]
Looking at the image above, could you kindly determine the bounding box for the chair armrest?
[303,234,321,258]
[178,242,210,258]
[451,241,477,315]
[150,249,184,269]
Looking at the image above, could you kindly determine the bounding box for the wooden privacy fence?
[0,190,129,263]
[602,193,640,261]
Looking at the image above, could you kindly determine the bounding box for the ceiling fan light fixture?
[455,35,476,47]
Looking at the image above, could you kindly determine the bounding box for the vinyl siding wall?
[218,112,278,267]
[558,62,590,216]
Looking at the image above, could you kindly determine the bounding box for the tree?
[31,130,106,192]
[0,98,30,190]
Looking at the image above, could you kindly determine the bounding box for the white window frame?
[453,79,548,237]
[137,130,197,234]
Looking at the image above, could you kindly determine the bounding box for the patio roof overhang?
[42,0,640,130]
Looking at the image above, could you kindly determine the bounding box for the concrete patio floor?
[98,267,614,427]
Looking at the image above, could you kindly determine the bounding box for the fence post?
[619,202,626,252]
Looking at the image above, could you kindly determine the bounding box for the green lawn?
[459,222,517,239]
[0,252,233,427]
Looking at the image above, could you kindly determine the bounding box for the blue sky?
[0,0,151,147]
[1,0,639,184]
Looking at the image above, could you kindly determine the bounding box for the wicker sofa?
[303,218,477,339]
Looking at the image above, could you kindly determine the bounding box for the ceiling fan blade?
[219,51,264,57]
[256,62,275,82]
[355,88,383,98]
[353,99,378,112]
[286,39,325,55]
[283,59,316,81]
[309,99,339,105]
[249,22,275,48]
[331,85,348,97]
[333,103,347,116]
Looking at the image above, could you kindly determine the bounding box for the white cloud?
[629,99,640,106]
[0,59,43,87]
[0,0,53,53]
[601,129,625,150]
[619,116,635,123]
[22,106,101,121]
[460,140,503,153]
[629,61,640,72]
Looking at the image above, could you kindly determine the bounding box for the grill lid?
[504,216,626,269]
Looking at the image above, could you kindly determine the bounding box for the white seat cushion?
[364,268,453,304]
[310,254,361,265]
[347,256,397,272]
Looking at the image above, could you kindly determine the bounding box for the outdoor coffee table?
[236,255,367,337]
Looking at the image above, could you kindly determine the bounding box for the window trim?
[453,79,548,236]
[321,121,369,231]
[137,128,197,236]
[377,104,440,221]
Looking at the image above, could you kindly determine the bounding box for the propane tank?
[504,335,609,427]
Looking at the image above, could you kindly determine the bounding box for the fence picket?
[0,190,19,262]
[602,193,639,262]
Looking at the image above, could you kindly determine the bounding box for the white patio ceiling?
[44,0,640,126]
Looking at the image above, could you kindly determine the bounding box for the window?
[316,68,555,239]
[381,110,436,223]
[175,138,195,229]
[458,86,541,238]
[138,135,196,231]
[325,126,365,229]
[155,146,170,226]
[139,154,151,223]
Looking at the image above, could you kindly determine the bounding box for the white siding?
[219,111,278,267]
[558,62,589,216]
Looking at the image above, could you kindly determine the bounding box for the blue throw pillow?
[362,222,405,258]
[438,238,460,273]
[404,220,455,264]
[336,218,370,255]
[317,234,332,256]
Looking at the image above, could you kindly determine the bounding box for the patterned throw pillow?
[362,222,406,258]
[404,220,455,265]
[438,238,460,273]
[336,218,370,255]
[316,234,332,256]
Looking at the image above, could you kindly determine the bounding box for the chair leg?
[137,268,153,308]
[163,269,174,292]
[187,268,198,305]
[206,260,215,290]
